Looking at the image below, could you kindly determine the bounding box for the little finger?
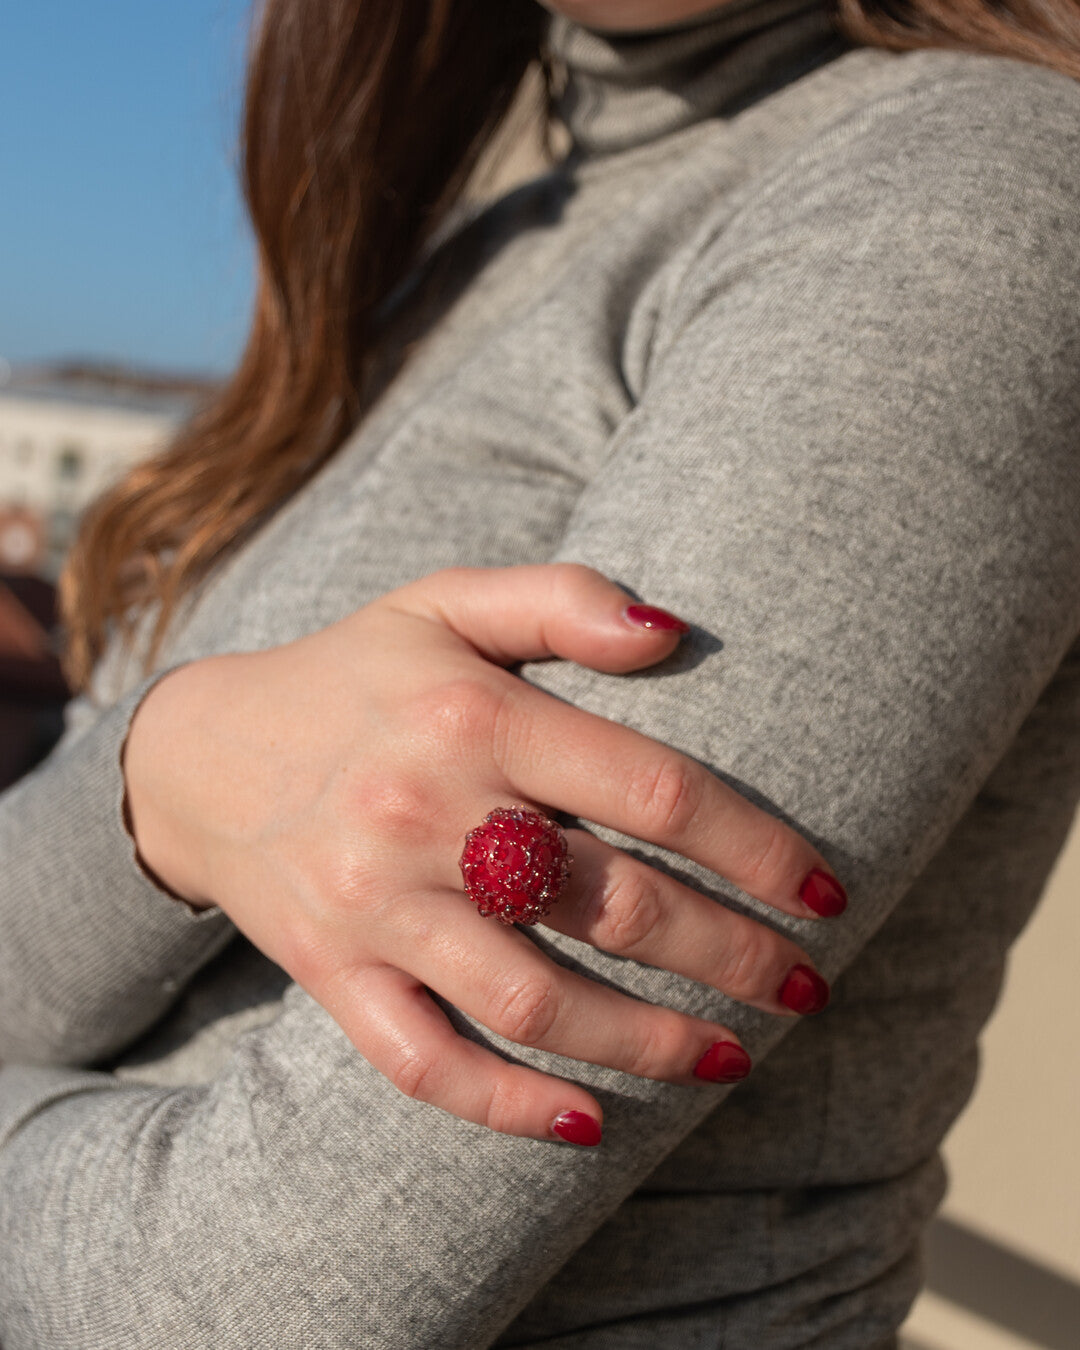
[317,961,605,1145]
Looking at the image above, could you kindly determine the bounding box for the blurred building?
[0,360,216,789]
[0,361,213,580]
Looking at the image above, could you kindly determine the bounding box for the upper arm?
[521,62,1080,963]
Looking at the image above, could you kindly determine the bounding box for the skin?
[124,563,844,1144]
[536,0,734,34]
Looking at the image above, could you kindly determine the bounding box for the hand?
[122,564,845,1143]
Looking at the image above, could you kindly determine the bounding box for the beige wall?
[902,808,1080,1349]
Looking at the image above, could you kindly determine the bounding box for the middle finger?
[490,681,847,922]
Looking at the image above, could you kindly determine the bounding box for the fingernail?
[551,1110,603,1146]
[622,604,690,634]
[798,867,848,918]
[778,964,830,1015]
[693,1040,752,1083]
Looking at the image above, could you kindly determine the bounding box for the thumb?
[388,563,691,673]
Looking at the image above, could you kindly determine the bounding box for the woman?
[2,0,1079,1345]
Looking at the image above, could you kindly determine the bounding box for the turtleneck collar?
[543,0,849,161]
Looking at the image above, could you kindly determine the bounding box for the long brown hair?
[59,0,1080,691]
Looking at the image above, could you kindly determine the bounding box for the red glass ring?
[459,806,572,926]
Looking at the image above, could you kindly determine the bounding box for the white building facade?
[0,373,200,579]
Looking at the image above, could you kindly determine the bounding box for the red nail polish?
[623,604,690,634]
[551,1110,602,1146]
[778,964,830,1015]
[798,867,848,918]
[693,1041,752,1083]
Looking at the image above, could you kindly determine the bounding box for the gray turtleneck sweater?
[2,2,1079,1347]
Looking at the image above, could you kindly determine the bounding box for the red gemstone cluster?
[459,806,572,926]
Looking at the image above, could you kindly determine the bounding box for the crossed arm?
[2,70,1079,1349]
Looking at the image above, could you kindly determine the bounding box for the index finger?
[490,683,847,923]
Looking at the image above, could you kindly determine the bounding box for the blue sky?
[0,1,255,376]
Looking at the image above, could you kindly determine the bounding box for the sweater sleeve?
[0,660,236,1066]
[2,69,1079,1350]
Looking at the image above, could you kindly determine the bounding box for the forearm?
[0,671,235,1066]
[1,987,693,1350]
